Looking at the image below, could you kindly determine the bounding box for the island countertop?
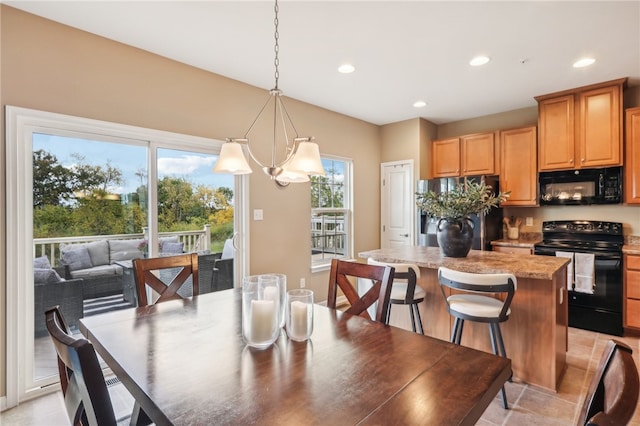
[359,246,569,280]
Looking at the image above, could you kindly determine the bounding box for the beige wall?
[2,4,640,402]
[0,5,381,398]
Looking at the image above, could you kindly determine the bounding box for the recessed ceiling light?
[469,56,490,66]
[413,100,427,108]
[338,64,355,74]
[573,58,596,68]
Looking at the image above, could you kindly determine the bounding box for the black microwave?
[539,166,622,205]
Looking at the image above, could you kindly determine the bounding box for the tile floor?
[1,327,639,425]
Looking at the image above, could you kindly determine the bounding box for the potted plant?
[416,180,509,257]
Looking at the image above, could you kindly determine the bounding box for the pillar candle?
[251,299,275,342]
[290,300,308,340]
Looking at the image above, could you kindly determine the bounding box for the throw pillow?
[159,236,180,251]
[34,268,63,284]
[61,246,93,271]
[162,242,184,254]
[33,256,51,269]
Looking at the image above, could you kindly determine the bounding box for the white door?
[381,160,414,248]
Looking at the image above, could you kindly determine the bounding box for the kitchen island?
[359,246,570,392]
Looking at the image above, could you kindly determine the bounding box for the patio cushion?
[109,239,145,262]
[61,246,93,271]
[34,256,52,269]
[159,236,180,250]
[34,267,62,284]
[70,264,123,279]
[84,239,110,266]
[162,242,184,254]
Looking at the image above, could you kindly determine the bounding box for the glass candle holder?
[242,275,281,349]
[286,289,314,342]
[264,273,287,328]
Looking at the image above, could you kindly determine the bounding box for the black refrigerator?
[416,176,503,251]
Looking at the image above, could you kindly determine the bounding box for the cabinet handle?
[581,158,585,163]
[569,159,574,163]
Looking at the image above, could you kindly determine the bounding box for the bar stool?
[437,266,517,409]
[367,258,425,334]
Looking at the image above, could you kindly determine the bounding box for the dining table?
[79,289,511,425]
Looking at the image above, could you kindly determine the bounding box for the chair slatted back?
[327,259,394,324]
[133,253,199,306]
[578,339,639,425]
[45,306,116,426]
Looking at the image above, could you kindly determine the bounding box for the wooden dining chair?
[327,259,395,324]
[577,339,639,425]
[45,306,118,426]
[133,252,199,306]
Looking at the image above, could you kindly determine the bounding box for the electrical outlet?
[526,217,533,226]
[253,209,263,221]
[300,278,306,288]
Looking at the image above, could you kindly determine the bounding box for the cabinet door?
[431,137,460,178]
[624,254,640,330]
[578,85,622,168]
[625,107,640,204]
[460,132,495,176]
[500,126,537,206]
[538,95,575,171]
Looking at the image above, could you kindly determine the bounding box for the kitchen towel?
[574,252,595,294]
[556,251,574,290]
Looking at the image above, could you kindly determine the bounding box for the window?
[311,157,352,270]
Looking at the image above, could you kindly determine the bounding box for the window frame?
[310,155,353,273]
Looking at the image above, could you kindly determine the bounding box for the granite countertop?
[623,235,640,255]
[491,232,541,248]
[359,246,568,281]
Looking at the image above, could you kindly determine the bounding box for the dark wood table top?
[80,289,511,425]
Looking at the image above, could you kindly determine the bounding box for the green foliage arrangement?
[416,181,510,219]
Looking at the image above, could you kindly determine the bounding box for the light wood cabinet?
[499,126,537,206]
[492,245,532,255]
[431,137,460,177]
[536,78,626,171]
[624,254,640,331]
[431,132,496,178]
[625,107,640,204]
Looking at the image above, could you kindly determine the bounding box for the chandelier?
[214,0,325,186]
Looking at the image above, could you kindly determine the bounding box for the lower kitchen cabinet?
[624,253,640,331]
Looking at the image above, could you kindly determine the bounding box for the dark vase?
[436,217,475,257]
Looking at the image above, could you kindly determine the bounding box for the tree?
[32,150,76,208]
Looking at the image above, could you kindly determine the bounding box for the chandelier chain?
[273,0,280,89]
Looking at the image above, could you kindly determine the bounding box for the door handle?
[401,234,409,237]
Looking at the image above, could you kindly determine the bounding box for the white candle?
[290,300,308,340]
[251,299,275,342]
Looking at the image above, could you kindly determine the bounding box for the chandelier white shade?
[214,0,325,186]
[213,141,252,174]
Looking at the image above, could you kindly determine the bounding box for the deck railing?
[34,225,211,266]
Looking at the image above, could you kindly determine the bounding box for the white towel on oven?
[556,251,574,290]
[574,252,595,294]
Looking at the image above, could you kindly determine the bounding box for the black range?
[534,220,623,336]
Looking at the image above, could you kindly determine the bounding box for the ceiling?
[6,1,640,125]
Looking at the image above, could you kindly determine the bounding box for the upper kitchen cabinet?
[430,132,496,178]
[430,137,460,177]
[535,78,626,172]
[500,126,537,206]
[625,106,640,204]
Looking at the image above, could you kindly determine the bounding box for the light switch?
[526,217,533,226]
[253,209,264,221]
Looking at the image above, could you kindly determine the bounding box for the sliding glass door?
[6,106,245,405]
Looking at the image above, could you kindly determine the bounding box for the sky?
[33,133,234,194]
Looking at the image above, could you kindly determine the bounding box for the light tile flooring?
[1,327,639,425]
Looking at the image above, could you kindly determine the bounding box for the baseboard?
[1,396,7,412]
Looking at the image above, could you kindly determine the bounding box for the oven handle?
[534,249,622,262]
